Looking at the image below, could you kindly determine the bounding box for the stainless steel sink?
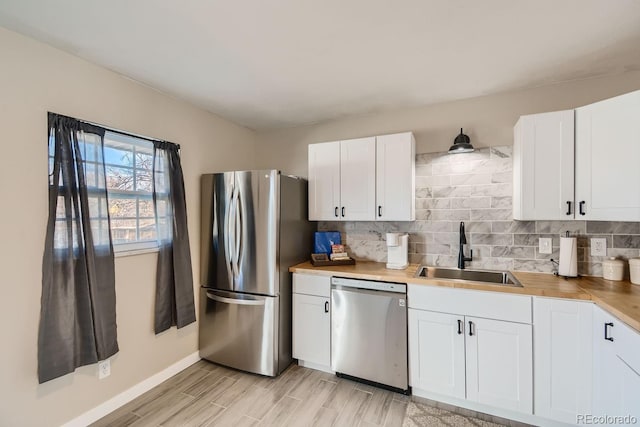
[415,266,522,287]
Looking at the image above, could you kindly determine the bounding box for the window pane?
[139,218,157,241]
[136,168,153,192]
[84,163,97,187]
[106,166,134,191]
[104,146,134,167]
[110,219,138,244]
[109,197,137,218]
[139,199,155,217]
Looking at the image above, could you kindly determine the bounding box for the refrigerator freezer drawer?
[199,288,278,376]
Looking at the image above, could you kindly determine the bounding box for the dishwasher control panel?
[330,277,407,294]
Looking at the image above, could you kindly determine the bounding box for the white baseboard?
[62,351,201,427]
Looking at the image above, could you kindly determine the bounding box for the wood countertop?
[289,261,640,333]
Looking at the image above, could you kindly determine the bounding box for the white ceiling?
[1,1,640,130]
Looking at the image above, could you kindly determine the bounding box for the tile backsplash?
[318,146,640,276]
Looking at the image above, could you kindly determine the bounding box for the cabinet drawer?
[293,273,331,297]
[408,284,532,324]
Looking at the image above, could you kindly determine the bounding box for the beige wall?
[0,28,256,426]
[255,71,640,177]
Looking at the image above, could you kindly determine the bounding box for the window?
[48,129,167,254]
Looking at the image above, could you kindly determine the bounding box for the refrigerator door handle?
[224,186,235,286]
[205,290,266,306]
[234,188,243,277]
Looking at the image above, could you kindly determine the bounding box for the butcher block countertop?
[290,261,640,333]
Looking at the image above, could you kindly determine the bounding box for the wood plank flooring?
[91,361,409,427]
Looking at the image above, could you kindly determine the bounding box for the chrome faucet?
[458,221,473,269]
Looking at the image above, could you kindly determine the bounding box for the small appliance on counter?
[386,233,408,270]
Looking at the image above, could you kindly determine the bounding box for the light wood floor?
[91,360,409,427]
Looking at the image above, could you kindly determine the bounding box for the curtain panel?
[153,141,196,333]
[39,113,118,383]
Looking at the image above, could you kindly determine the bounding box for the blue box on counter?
[314,231,341,255]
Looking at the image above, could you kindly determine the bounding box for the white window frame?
[103,131,164,256]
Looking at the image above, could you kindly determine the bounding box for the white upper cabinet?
[340,137,376,221]
[513,110,575,220]
[376,133,416,221]
[575,90,640,221]
[308,142,341,221]
[308,132,415,221]
[513,89,640,221]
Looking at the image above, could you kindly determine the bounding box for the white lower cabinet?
[533,298,593,424]
[466,316,532,413]
[292,274,331,369]
[408,309,466,399]
[408,284,533,415]
[593,306,640,424]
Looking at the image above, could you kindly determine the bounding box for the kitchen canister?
[602,258,624,281]
[630,258,640,285]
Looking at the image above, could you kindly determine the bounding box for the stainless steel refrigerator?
[199,170,313,376]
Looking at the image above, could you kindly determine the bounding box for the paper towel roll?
[386,233,400,246]
[558,237,578,277]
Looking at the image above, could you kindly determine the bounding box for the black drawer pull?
[579,201,586,216]
[334,207,339,217]
[468,321,474,336]
[604,322,614,342]
[457,319,463,335]
[566,201,572,215]
[341,207,345,217]
[378,205,382,217]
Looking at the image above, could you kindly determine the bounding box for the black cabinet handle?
[334,207,339,217]
[341,207,345,217]
[579,201,586,216]
[324,301,329,313]
[468,321,474,336]
[378,206,382,217]
[566,201,572,215]
[604,322,614,342]
[457,319,463,335]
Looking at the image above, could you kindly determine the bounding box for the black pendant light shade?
[448,128,474,154]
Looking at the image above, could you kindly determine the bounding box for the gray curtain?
[153,141,196,333]
[39,113,118,384]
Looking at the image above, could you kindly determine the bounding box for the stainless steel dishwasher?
[331,277,409,394]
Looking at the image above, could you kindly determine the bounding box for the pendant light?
[448,128,474,154]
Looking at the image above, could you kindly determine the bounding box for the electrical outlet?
[539,238,552,254]
[98,359,111,379]
[591,238,607,257]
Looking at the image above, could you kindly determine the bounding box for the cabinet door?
[376,133,415,221]
[308,142,341,221]
[466,317,533,414]
[408,309,465,399]
[513,110,574,220]
[533,298,593,423]
[292,293,330,366]
[575,90,640,221]
[593,306,640,421]
[340,137,376,221]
